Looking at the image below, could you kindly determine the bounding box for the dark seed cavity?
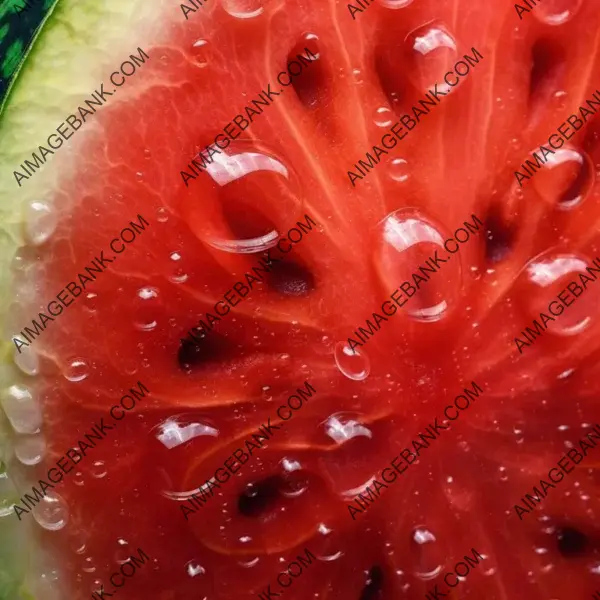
[238,476,281,518]
[266,260,315,296]
[359,565,384,600]
[557,526,588,557]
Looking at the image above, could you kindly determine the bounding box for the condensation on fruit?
[0,384,42,434]
[334,341,370,381]
[411,527,445,582]
[375,209,462,322]
[374,106,394,127]
[13,343,39,376]
[14,433,46,465]
[532,0,583,25]
[320,412,380,497]
[0,470,20,518]
[388,157,410,182]
[379,0,414,8]
[133,286,162,332]
[190,39,210,68]
[519,251,596,336]
[154,416,219,450]
[404,21,457,94]
[25,200,57,246]
[221,0,265,18]
[184,145,303,254]
[530,146,594,210]
[32,491,69,531]
[64,358,89,382]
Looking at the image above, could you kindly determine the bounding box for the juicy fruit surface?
[5,0,600,598]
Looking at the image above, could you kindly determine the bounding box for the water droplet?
[154,417,218,450]
[518,251,596,336]
[143,148,152,159]
[133,287,161,332]
[168,252,189,284]
[388,157,410,182]
[186,561,206,577]
[14,344,39,376]
[380,0,413,7]
[83,292,99,313]
[324,414,372,444]
[334,342,370,381]
[89,460,107,479]
[73,471,85,487]
[156,207,169,222]
[114,538,131,564]
[184,146,302,254]
[32,492,69,531]
[374,106,393,127]
[533,0,582,25]
[64,358,88,382]
[405,22,457,93]
[15,434,46,465]
[25,200,57,245]
[530,146,594,210]
[411,527,444,581]
[0,471,20,517]
[135,172,144,182]
[375,209,461,322]
[1,384,42,434]
[221,0,264,19]
[191,39,210,67]
[302,33,320,60]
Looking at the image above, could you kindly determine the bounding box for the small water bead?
[530,147,594,210]
[15,434,46,465]
[186,561,206,578]
[25,200,58,245]
[156,207,169,222]
[388,157,410,182]
[334,342,370,381]
[32,492,69,531]
[221,0,264,19]
[89,460,107,479]
[302,33,321,60]
[133,286,161,332]
[155,417,218,450]
[405,22,457,94]
[168,252,189,284]
[520,251,596,336]
[532,0,582,25]
[83,292,99,313]
[1,384,42,434]
[14,343,39,376]
[64,358,88,382]
[191,39,210,67]
[374,106,394,127]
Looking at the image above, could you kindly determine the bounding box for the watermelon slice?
[1,0,600,598]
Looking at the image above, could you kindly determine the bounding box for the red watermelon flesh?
[8,0,600,598]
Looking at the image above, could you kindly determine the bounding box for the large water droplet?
[221,0,264,18]
[32,492,69,531]
[375,209,461,322]
[530,146,594,210]
[15,434,46,465]
[411,527,444,581]
[25,200,57,245]
[533,0,582,25]
[405,22,457,94]
[14,344,39,376]
[184,146,302,254]
[334,342,370,381]
[1,384,42,433]
[518,251,597,336]
[154,416,218,449]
